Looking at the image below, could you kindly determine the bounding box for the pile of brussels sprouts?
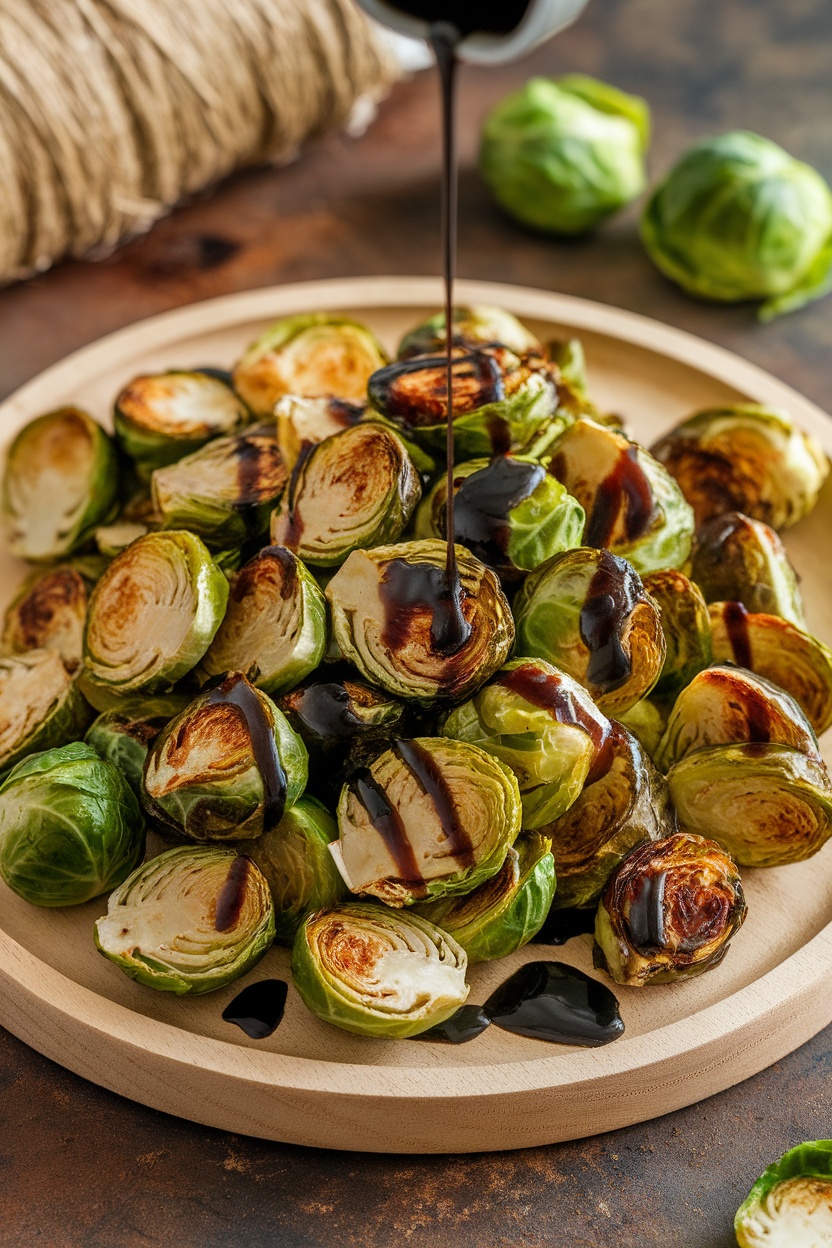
[1,304,830,1041]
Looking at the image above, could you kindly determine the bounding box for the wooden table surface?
[1,1,831,1244]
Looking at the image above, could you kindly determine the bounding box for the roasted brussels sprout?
[326,539,514,706]
[0,650,92,775]
[615,698,668,762]
[232,314,388,418]
[735,1140,832,1248]
[514,548,666,715]
[709,601,832,735]
[84,695,189,795]
[480,75,649,234]
[642,569,712,700]
[413,834,556,963]
[80,531,228,709]
[198,546,327,696]
[113,371,250,478]
[641,130,832,320]
[690,512,806,627]
[0,742,144,906]
[94,845,275,994]
[397,305,543,359]
[668,743,832,867]
[546,418,695,573]
[94,520,152,558]
[143,673,308,842]
[237,797,347,945]
[441,657,612,829]
[331,736,521,907]
[152,430,287,549]
[292,902,469,1038]
[2,562,97,672]
[3,407,119,562]
[594,831,746,987]
[651,404,829,530]
[275,394,365,469]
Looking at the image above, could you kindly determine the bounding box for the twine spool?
[0,0,398,282]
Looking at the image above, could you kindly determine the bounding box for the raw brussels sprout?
[441,657,613,829]
[651,404,829,530]
[292,902,469,1038]
[0,650,92,774]
[594,831,746,987]
[84,695,189,795]
[113,371,250,478]
[542,723,672,910]
[198,546,327,696]
[237,796,347,945]
[735,1140,832,1248]
[415,454,585,583]
[331,736,521,907]
[270,423,421,566]
[642,569,712,700]
[275,394,365,469]
[2,562,97,672]
[94,520,152,558]
[232,313,388,418]
[546,418,695,574]
[514,547,666,715]
[0,742,144,906]
[655,665,820,773]
[480,75,649,234]
[143,673,308,841]
[641,130,832,320]
[667,743,832,867]
[95,845,275,994]
[690,512,806,627]
[152,431,288,549]
[3,407,119,562]
[397,305,543,359]
[615,698,667,763]
[413,834,556,964]
[325,539,514,706]
[709,601,832,735]
[80,531,228,708]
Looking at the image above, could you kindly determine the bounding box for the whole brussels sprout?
[641,130,832,320]
[480,75,649,235]
[275,394,365,470]
[735,1140,832,1248]
[0,650,92,775]
[0,742,144,906]
[641,569,712,700]
[2,561,98,673]
[690,512,806,627]
[397,305,543,360]
[84,694,189,795]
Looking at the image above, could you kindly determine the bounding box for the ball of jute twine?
[0,0,397,282]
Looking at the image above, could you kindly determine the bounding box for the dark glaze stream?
[483,961,624,1047]
[379,557,470,657]
[222,979,289,1039]
[723,600,753,669]
[215,856,253,932]
[349,766,427,897]
[579,549,642,692]
[531,907,597,946]
[393,738,474,866]
[499,661,613,784]
[453,456,544,571]
[583,444,656,549]
[414,1004,492,1044]
[204,673,287,831]
[626,871,667,951]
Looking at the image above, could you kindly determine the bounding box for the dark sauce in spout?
[349,767,427,898]
[579,550,642,692]
[484,961,624,1047]
[626,871,667,951]
[723,601,753,669]
[387,0,532,37]
[499,661,613,784]
[532,907,597,946]
[215,855,253,932]
[583,444,656,549]
[393,738,474,866]
[222,979,288,1039]
[414,1003,491,1044]
[453,457,544,572]
[204,672,287,830]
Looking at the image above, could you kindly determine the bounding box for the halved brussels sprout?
[94,520,152,558]
[545,418,695,573]
[152,431,288,550]
[413,834,556,963]
[84,695,189,795]
[690,512,806,627]
[326,539,514,706]
[94,845,275,994]
[80,531,229,708]
[642,569,712,699]
[397,305,543,359]
[270,423,421,566]
[113,371,250,478]
[441,657,613,829]
[594,831,747,987]
[514,548,666,715]
[275,394,365,470]
[232,314,388,418]
[709,601,832,735]
[3,407,119,562]
[332,736,521,907]
[2,562,97,672]
[198,546,327,696]
[292,902,469,1038]
[655,665,820,773]
[0,742,144,906]
[0,650,92,774]
[143,673,308,842]
[651,404,829,529]
[542,723,672,910]
[237,796,348,945]
[667,743,832,867]
[735,1140,832,1248]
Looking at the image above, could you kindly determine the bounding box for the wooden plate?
[2,277,831,1155]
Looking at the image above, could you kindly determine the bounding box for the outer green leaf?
[735,1140,832,1246]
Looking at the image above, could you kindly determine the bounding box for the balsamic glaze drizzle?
[453,456,544,572]
[222,979,289,1039]
[204,673,287,831]
[349,766,427,897]
[579,550,642,692]
[393,738,474,866]
[483,961,624,1047]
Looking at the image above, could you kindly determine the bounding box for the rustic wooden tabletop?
[1,0,830,1244]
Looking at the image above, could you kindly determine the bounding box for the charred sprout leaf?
[2,562,96,672]
[595,831,746,987]
[275,394,365,470]
[0,742,144,906]
[690,512,806,627]
[397,305,543,359]
[232,314,388,418]
[514,547,666,715]
[94,845,275,994]
[143,673,307,842]
[651,404,829,530]
[735,1140,832,1248]
[3,407,119,562]
[0,650,92,774]
[326,539,514,706]
[667,743,832,867]
[642,569,712,699]
[332,736,521,907]
[94,520,151,558]
[291,902,469,1038]
[616,698,668,763]
[84,694,190,795]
